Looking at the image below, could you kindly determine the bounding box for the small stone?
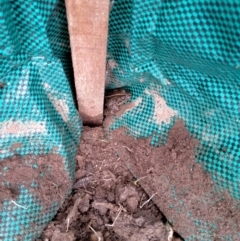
[126,196,139,213]
[79,195,90,213]
[134,216,145,227]
[92,200,109,216]
[116,185,129,203]
[74,169,86,180]
[76,155,84,169]
[116,185,139,204]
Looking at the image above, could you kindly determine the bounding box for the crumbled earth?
[0,154,70,208]
[38,126,180,241]
[121,121,240,240]
[38,121,240,241]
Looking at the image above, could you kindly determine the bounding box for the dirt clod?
[92,200,111,216]
[76,155,84,168]
[51,229,75,241]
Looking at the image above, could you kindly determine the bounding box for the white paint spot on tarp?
[0,120,46,137]
[163,78,171,85]
[43,82,50,89]
[202,130,219,143]
[0,149,7,154]
[43,82,69,122]
[51,98,69,123]
[145,88,177,124]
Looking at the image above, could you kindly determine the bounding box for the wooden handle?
[65,0,109,125]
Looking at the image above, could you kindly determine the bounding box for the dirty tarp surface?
[0,0,239,240]
[0,1,81,240]
[106,0,240,240]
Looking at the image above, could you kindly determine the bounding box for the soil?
[1,80,238,241]
[0,154,71,208]
[37,125,183,241]
[16,120,237,240]
[123,121,240,239]
[104,88,131,116]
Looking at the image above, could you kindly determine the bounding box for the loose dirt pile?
[0,154,70,208]
[38,121,240,241]
[38,125,183,241]
[124,121,240,240]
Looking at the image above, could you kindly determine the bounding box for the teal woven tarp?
[0,0,81,240]
[106,0,240,240]
[0,0,239,240]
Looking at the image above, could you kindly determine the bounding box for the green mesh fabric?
[1,0,240,240]
[0,0,81,240]
[107,0,240,240]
